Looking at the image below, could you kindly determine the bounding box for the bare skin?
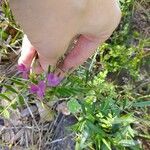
[10,0,121,77]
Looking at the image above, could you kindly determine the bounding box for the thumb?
[18,35,36,68]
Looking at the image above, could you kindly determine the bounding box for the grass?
[0,0,150,150]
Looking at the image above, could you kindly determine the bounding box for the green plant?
[0,0,22,59]
[97,0,149,78]
[66,71,138,150]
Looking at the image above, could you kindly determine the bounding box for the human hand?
[10,0,121,78]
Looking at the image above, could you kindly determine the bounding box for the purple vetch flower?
[18,64,29,79]
[47,73,62,87]
[18,64,27,72]
[29,81,46,99]
[29,84,39,94]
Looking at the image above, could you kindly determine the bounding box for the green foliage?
[67,98,81,114]
[98,0,148,77]
[133,100,150,107]
[0,0,22,58]
[69,72,142,150]
[0,77,28,118]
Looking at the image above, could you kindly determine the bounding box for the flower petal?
[18,64,28,72]
[47,73,61,87]
[37,81,46,98]
[37,90,44,99]
[29,84,38,94]
[39,81,46,92]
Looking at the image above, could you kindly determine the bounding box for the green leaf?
[18,95,25,106]
[11,102,18,110]
[133,101,150,107]
[0,29,8,40]
[10,78,25,86]
[0,93,11,102]
[0,106,4,113]
[67,98,81,113]
[86,120,105,135]
[119,140,139,147]
[3,109,10,119]
[5,85,18,93]
[102,139,111,150]
[0,84,18,94]
[113,114,135,124]
[56,87,77,96]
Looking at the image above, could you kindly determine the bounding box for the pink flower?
[47,73,61,87]
[18,64,29,79]
[29,81,46,98]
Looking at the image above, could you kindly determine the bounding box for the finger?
[30,53,58,74]
[18,35,36,68]
[55,34,108,78]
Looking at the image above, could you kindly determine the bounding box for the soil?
[44,114,77,150]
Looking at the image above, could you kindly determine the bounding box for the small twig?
[45,133,74,145]
[25,129,29,148]
[88,49,98,72]
[43,113,61,142]
[134,79,150,90]
[22,95,40,131]
[1,126,33,130]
